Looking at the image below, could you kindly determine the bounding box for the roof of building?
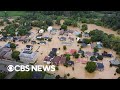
[81,43,87,47]
[19,51,37,59]
[97,63,104,69]
[59,37,66,41]
[70,49,77,54]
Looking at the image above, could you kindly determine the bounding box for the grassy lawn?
[0,72,6,79]
[12,71,33,79]
[0,11,26,17]
[12,71,55,79]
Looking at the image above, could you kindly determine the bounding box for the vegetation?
[83,38,91,44]
[94,47,99,53]
[81,24,88,32]
[61,24,67,30]
[10,42,16,50]
[55,66,59,71]
[13,71,33,79]
[11,50,20,61]
[0,73,6,79]
[90,56,97,61]
[116,68,120,74]
[65,54,71,61]
[97,55,103,60]
[85,62,97,73]
[89,29,120,56]
[73,53,80,59]
[63,45,67,50]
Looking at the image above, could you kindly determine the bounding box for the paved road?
[0,60,26,79]
[0,59,26,66]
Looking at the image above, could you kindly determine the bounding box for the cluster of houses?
[44,48,66,65]
[59,29,74,36]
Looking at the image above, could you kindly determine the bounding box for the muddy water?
[0,23,120,79]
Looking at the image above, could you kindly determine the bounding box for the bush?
[48,38,52,42]
[83,38,91,44]
[0,73,6,79]
[94,47,99,53]
[67,73,70,76]
[55,75,61,79]
[81,24,88,32]
[12,50,20,61]
[63,45,67,50]
[97,55,103,60]
[55,66,59,71]
[116,68,120,74]
[73,53,80,59]
[61,24,67,30]
[10,43,16,50]
[85,62,97,73]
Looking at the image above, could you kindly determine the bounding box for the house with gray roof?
[19,50,38,64]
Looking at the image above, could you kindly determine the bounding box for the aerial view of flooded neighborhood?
[0,11,120,79]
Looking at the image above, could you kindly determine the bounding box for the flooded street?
[0,22,120,79]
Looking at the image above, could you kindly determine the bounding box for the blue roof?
[52,48,57,52]
[81,43,87,47]
[97,63,104,69]
[67,61,74,65]
[5,43,10,48]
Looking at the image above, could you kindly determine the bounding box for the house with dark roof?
[68,37,74,42]
[78,50,84,55]
[84,32,89,37]
[52,48,57,53]
[96,42,103,49]
[0,47,12,60]
[51,55,66,65]
[81,43,87,48]
[59,30,64,35]
[96,63,104,71]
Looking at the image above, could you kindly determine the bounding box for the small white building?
[39,29,44,34]
[47,26,53,33]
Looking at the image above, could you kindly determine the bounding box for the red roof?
[70,49,77,54]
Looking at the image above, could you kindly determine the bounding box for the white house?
[19,51,38,64]
[39,29,44,34]
[47,26,53,33]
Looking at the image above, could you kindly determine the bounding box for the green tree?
[10,43,16,50]
[61,24,67,30]
[73,53,80,59]
[83,38,91,44]
[94,47,99,53]
[85,62,97,73]
[81,24,88,32]
[11,51,20,60]
[63,45,67,50]
[97,55,103,60]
